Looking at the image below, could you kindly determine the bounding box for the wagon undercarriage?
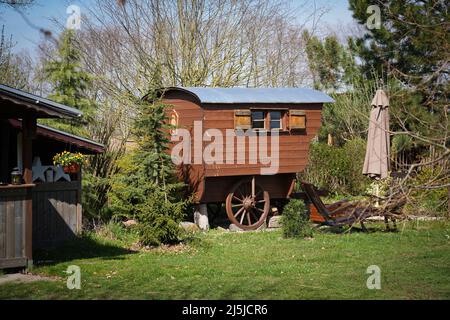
[194,174,295,231]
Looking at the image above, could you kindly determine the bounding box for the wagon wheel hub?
[243,197,254,210]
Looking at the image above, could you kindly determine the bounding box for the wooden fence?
[0,185,33,269]
[0,181,82,269]
[32,181,82,249]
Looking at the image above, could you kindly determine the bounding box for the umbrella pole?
[375,183,380,207]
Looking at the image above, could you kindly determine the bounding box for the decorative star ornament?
[53,165,71,182]
[32,157,50,183]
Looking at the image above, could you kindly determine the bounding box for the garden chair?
[301,182,380,231]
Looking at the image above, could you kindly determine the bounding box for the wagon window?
[234,110,252,130]
[251,111,266,129]
[289,110,306,130]
[269,111,282,130]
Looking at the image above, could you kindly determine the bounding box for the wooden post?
[22,117,36,184]
[21,116,36,265]
[76,169,82,233]
[24,189,33,265]
[327,134,333,146]
[0,120,10,183]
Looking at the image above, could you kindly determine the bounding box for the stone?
[228,224,243,232]
[194,204,209,231]
[257,221,267,231]
[216,227,228,232]
[268,215,283,228]
[180,221,200,233]
[122,219,137,228]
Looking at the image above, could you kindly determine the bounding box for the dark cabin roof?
[8,119,104,154]
[0,84,83,118]
[157,87,334,104]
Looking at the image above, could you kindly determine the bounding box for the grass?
[0,220,449,299]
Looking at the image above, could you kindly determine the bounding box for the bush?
[136,187,190,247]
[405,167,449,217]
[301,138,370,195]
[281,199,314,239]
[138,216,181,247]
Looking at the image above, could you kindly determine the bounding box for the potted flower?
[53,151,85,173]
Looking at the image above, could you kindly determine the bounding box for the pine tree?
[348,0,448,138]
[108,96,191,246]
[44,29,94,135]
[303,30,357,92]
[348,0,448,103]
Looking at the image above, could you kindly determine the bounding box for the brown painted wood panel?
[201,105,320,178]
[205,165,307,177]
[204,112,322,122]
[202,122,322,131]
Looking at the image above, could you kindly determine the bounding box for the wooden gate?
[32,181,82,249]
[0,185,33,269]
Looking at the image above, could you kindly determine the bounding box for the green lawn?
[1,220,450,300]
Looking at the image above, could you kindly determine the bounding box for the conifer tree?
[44,29,94,135]
[303,30,357,92]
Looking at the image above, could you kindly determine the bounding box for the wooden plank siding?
[0,186,32,269]
[32,181,82,249]
[161,91,323,203]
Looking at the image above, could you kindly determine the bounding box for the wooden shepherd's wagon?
[151,87,334,230]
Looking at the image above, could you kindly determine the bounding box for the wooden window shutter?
[289,110,306,130]
[234,110,251,130]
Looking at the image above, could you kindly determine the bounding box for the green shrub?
[301,138,370,195]
[281,199,314,239]
[138,216,181,247]
[405,167,449,217]
[136,187,190,247]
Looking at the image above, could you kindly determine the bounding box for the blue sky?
[0,0,83,53]
[0,0,355,56]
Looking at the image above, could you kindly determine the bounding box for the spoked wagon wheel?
[226,177,270,230]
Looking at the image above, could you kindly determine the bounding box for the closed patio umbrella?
[363,89,390,180]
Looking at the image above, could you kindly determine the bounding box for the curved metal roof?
[173,87,334,104]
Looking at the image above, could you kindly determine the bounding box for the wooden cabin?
[153,87,334,230]
[0,84,104,269]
